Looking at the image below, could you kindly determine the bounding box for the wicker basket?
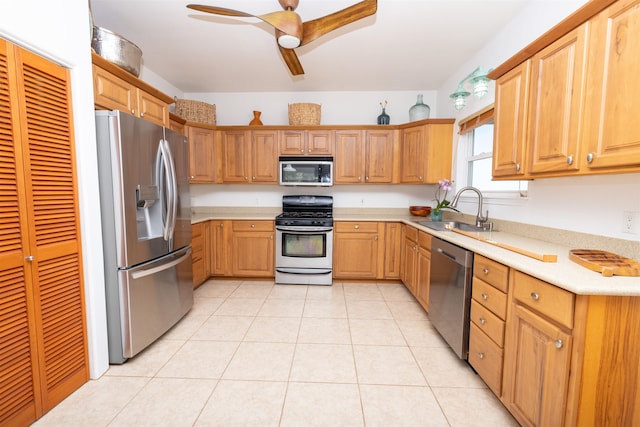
[174,99,216,125]
[288,103,321,125]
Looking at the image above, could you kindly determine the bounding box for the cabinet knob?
[25,255,35,261]
[354,225,359,229]
[479,317,486,325]
[252,176,256,180]
[586,152,594,163]
[419,176,423,181]
[516,163,521,172]
[308,149,311,153]
[531,292,539,301]
[300,149,304,153]
[478,352,485,360]
[190,175,195,179]
[131,109,136,115]
[567,155,574,165]
[482,268,489,275]
[365,176,369,181]
[358,176,361,182]
[251,224,255,228]
[140,111,145,117]
[481,293,488,300]
[374,235,378,241]
[244,176,248,181]
[555,339,563,349]
[220,223,224,228]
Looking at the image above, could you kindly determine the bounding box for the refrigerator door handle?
[130,247,192,280]
[163,138,178,242]
[157,139,176,242]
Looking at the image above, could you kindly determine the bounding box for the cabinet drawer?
[513,271,574,329]
[232,220,274,232]
[470,299,505,347]
[472,277,508,319]
[469,322,504,396]
[418,231,431,250]
[404,225,418,242]
[474,255,509,293]
[335,221,379,233]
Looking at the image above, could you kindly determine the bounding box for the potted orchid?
[432,178,458,221]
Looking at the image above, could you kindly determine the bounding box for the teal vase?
[431,210,443,221]
[409,94,430,122]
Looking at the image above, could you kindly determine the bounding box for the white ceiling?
[90,0,530,93]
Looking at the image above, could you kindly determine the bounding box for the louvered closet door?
[13,44,88,414]
[0,39,40,427]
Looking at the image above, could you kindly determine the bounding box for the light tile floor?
[33,280,518,427]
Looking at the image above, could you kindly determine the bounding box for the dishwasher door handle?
[437,247,458,262]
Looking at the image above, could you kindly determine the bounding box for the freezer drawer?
[107,246,193,363]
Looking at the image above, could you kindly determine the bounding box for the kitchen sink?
[417,220,492,232]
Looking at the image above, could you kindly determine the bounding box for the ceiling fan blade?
[300,0,377,46]
[261,10,303,39]
[278,45,304,75]
[186,4,254,18]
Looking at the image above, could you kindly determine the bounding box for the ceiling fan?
[186,0,377,75]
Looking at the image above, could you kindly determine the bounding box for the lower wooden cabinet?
[333,221,384,279]
[383,222,402,279]
[400,225,419,295]
[191,222,209,287]
[210,220,230,276]
[415,232,431,311]
[230,221,275,277]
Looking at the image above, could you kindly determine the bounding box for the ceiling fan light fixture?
[278,34,301,49]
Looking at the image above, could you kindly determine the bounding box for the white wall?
[185,91,438,126]
[1,0,109,378]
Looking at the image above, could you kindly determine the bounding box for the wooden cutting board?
[451,228,557,262]
[569,249,640,277]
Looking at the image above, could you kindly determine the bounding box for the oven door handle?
[276,226,333,233]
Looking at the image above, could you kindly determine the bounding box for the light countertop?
[191,206,640,297]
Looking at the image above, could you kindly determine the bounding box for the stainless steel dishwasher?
[429,237,474,359]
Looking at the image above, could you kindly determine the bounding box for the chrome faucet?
[451,186,489,228]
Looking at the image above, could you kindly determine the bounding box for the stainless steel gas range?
[275,195,333,285]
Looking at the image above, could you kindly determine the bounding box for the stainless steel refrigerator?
[95,110,193,364]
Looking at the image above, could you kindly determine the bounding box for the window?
[457,106,527,196]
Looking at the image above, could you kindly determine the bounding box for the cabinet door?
[528,25,587,175]
[415,246,431,311]
[92,64,135,114]
[333,222,381,279]
[279,130,305,155]
[582,0,640,171]
[251,130,278,183]
[400,126,425,183]
[210,220,230,276]
[365,129,394,183]
[334,130,363,183]
[307,130,334,155]
[230,221,274,277]
[504,303,572,427]
[191,222,209,287]
[221,130,251,182]
[383,222,402,279]
[401,235,418,295]
[187,126,216,182]
[493,60,530,179]
[137,89,168,126]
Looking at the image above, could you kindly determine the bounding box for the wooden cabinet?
[383,222,402,279]
[334,129,395,184]
[210,220,231,276]
[399,122,454,184]
[492,61,530,179]
[279,129,334,155]
[169,113,186,135]
[221,130,278,183]
[186,125,218,183]
[581,0,640,172]
[400,225,431,310]
[333,221,384,279]
[230,221,275,277]
[191,222,210,287]
[400,225,419,295]
[527,24,588,175]
[468,255,510,396]
[0,39,88,426]
[503,271,574,427]
[91,53,170,126]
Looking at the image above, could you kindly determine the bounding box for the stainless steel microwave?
[279,156,333,186]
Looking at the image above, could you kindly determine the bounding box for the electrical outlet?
[623,211,638,234]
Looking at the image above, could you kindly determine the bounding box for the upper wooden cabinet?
[490,0,640,178]
[91,53,172,127]
[400,122,454,184]
[527,24,588,175]
[334,129,395,184]
[493,61,530,179]
[581,0,640,172]
[186,125,217,183]
[279,129,334,155]
[220,129,278,183]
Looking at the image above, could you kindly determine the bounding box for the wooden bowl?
[409,206,431,217]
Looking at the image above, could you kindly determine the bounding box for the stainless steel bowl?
[91,26,142,77]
